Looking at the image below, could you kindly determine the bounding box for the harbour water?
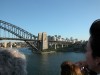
[18,48,86,75]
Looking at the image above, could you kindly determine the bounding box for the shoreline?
[1,47,85,54]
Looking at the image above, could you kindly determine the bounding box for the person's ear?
[95,57,100,65]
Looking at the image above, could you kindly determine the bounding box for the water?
[18,48,86,75]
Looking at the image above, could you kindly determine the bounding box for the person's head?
[86,19,100,73]
[61,61,83,75]
[0,48,27,75]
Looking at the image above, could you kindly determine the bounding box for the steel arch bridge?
[0,20,38,50]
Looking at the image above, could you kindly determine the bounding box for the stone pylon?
[38,33,42,40]
[4,42,7,48]
[42,32,48,50]
[37,33,42,50]
[37,32,48,51]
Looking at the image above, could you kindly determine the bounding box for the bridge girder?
[0,20,38,51]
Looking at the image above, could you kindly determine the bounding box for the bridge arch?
[0,20,38,50]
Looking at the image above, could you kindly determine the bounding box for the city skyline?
[0,0,100,40]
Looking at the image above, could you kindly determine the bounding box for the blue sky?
[0,0,100,40]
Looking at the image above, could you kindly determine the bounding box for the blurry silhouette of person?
[76,19,100,75]
[0,48,27,75]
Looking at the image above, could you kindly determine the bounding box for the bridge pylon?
[38,32,48,51]
[4,42,7,48]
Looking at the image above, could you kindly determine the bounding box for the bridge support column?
[55,44,57,49]
[38,32,48,51]
[42,32,48,50]
[62,44,63,48]
[38,33,42,50]
[4,42,7,48]
[9,42,12,48]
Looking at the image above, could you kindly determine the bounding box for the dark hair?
[89,19,100,58]
[61,61,83,75]
[61,61,72,75]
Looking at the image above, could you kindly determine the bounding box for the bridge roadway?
[0,37,37,41]
[0,37,67,44]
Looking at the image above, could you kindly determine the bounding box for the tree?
[75,38,78,43]
[66,38,69,42]
[70,37,74,43]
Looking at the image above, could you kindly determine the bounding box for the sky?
[0,0,100,41]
